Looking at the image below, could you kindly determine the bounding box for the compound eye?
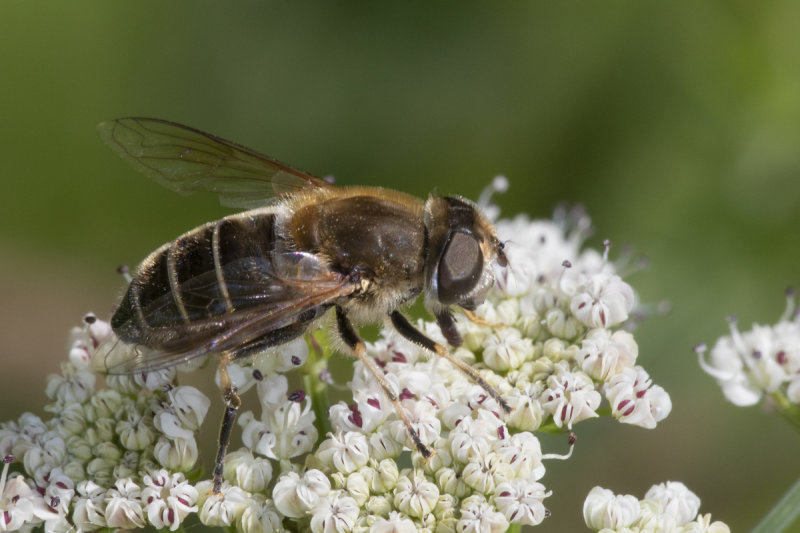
[437,231,483,305]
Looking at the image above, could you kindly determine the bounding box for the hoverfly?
[97,118,509,493]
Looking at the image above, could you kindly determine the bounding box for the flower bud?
[65,435,92,462]
[644,481,701,526]
[317,431,369,474]
[55,403,87,436]
[153,436,198,472]
[105,478,145,529]
[89,389,124,420]
[482,328,533,371]
[197,482,248,527]
[583,486,639,530]
[86,417,115,445]
[273,470,331,518]
[458,496,508,533]
[223,448,273,493]
[365,495,392,517]
[393,470,439,518]
[309,491,359,533]
[117,417,156,451]
[45,364,96,405]
[372,459,399,493]
[62,460,85,483]
[72,496,107,530]
[238,495,283,533]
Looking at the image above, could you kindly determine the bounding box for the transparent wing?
[97,117,335,209]
[98,251,354,374]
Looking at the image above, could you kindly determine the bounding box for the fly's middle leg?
[334,305,433,459]
[390,310,512,414]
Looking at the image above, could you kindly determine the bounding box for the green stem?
[506,525,522,533]
[303,332,333,442]
[750,476,800,533]
[770,392,800,432]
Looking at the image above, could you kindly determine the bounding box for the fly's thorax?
[422,195,501,313]
[286,188,428,289]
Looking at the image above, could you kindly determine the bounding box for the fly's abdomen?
[112,210,278,346]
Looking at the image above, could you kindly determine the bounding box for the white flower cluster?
[0,194,675,531]
[491,207,671,431]
[697,290,800,408]
[262,203,672,531]
[583,482,730,532]
[0,315,207,531]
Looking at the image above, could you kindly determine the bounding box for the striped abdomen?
[111,209,280,348]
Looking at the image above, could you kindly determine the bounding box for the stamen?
[557,260,572,288]
[602,240,612,263]
[781,287,796,323]
[117,264,133,283]
[0,455,12,497]
[477,175,509,208]
[695,343,737,380]
[543,432,576,460]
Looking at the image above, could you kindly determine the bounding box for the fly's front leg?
[335,305,432,459]
[435,309,463,347]
[212,353,241,494]
[390,310,512,414]
[461,307,504,329]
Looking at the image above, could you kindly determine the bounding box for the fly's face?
[423,196,507,314]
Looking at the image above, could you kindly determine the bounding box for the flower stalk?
[770,392,800,432]
[303,331,335,443]
[750,476,800,533]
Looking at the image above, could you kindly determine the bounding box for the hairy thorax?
[285,187,428,319]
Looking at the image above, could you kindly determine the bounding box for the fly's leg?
[390,310,512,414]
[212,353,241,494]
[461,307,504,329]
[435,309,463,347]
[335,305,433,459]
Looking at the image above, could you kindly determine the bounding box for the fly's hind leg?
[212,352,241,494]
[390,310,512,414]
[210,321,314,495]
[334,305,433,459]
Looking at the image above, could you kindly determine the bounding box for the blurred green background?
[2,2,800,531]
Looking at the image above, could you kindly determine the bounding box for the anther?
[693,343,707,354]
[319,369,333,384]
[288,390,306,403]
